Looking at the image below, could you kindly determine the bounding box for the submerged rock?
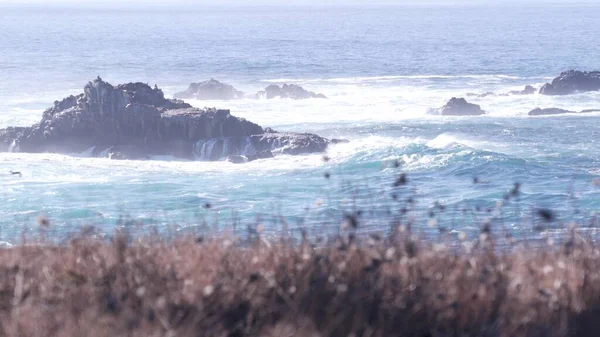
[1,78,334,161]
[93,145,150,160]
[479,92,496,98]
[173,79,244,100]
[247,150,275,161]
[257,84,327,100]
[539,70,600,95]
[330,138,350,144]
[226,155,247,164]
[507,85,536,96]
[429,97,485,116]
[466,85,536,98]
[226,150,274,164]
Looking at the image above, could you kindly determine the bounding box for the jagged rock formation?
[256,84,327,100]
[0,78,335,161]
[528,107,600,116]
[173,79,244,100]
[539,70,600,95]
[428,97,486,116]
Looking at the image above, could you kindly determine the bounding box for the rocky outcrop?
[256,84,327,100]
[539,70,600,95]
[429,97,485,116]
[0,78,335,161]
[173,79,244,100]
[528,107,600,116]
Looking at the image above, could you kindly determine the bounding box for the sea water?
[1,3,600,242]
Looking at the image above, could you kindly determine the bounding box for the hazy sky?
[0,0,596,6]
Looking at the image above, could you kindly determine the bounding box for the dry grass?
[0,228,600,337]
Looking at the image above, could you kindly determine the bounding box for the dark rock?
[429,97,485,116]
[539,70,600,95]
[330,138,350,144]
[173,79,244,100]
[507,85,536,95]
[246,150,274,161]
[256,84,327,100]
[580,109,600,113]
[1,78,333,161]
[226,155,247,164]
[194,133,331,160]
[259,133,329,155]
[528,108,575,116]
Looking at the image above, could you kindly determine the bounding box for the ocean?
[1,3,600,243]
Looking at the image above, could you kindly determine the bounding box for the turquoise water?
[1,4,600,243]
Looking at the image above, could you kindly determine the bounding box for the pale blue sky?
[0,0,597,6]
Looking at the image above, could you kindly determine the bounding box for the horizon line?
[2,1,599,10]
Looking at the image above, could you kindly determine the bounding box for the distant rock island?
[173,79,244,100]
[0,78,337,161]
[528,107,600,116]
[173,79,327,100]
[428,97,486,116]
[256,84,327,100]
[539,70,600,95]
[466,70,600,97]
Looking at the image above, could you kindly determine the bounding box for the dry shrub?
[0,231,599,337]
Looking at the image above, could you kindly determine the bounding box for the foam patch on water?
[3,74,600,240]
[170,75,598,128]
[326,135,422,163]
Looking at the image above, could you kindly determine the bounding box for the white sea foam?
[170,76,600,128]
[426,133,511,155]
[2,74,599,238]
